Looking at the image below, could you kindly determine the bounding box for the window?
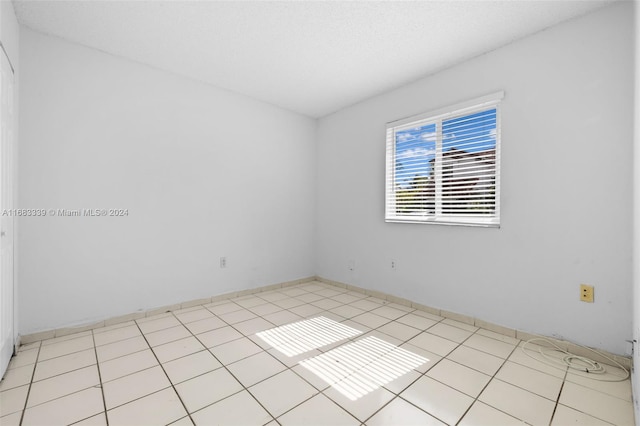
[385,92,503,227]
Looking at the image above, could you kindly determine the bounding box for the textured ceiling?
[13,0,614,118]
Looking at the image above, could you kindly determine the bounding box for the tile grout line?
[131,319,196,426]
[189,287,366,423]
[90,330,109,425]
[17,341,42,425]
[170,309,279,425]
[453,334,520,425]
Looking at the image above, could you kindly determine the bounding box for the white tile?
[93,325,141,347]
[446,345,504,376]
[168,416,194,426]
[33,348,96,382]
[137,316,181,334]
[406,332,458,357]
[367,397,445,426]
[219,309,258,324]
[277,393,358,426]
[249,370,318,417]
[459,401,525,426]
[310,298,343,310]
[93,321,136,335]
[290,304,326,318]
[552,404,612,425]
[74,412,108,425]
[209,337,263,365]
[227,351,286,387]
[191,390,272,425]
[463,334,516,359]
[152,337,205,363]
[411,309,445,322]
[41,331,92,346]
[370,306,407,320]
[273,297,307,310]
[0,411,22,426]
[396,313,438,331]
[27,365,99,408]
[232,317,275,336]
[323,385,394,422]
[107,388,187,426]
[249,303,284,316]
[426,359,491,397]
[38,335,94,361]
[351,312,390,329]
[565,368,632,401]
[174,308,215,324]
[397,343,442,373]
[184,316,227,335]
[377,321,422,342]
[17,342,41,352]
[235,296,271,308]
[383,369,422,395]
[95,336,149,363]
[295,293,325,304]
[163,350,222,384]
[331,293,363,305]
[257,292,290,303]
[21,387,103,426]
[441,318,478,332]
[401,376,473,425]
[207,302,243,316]
[196,326,243,348]
[315,288,345,298]
[349,298,384,311]
[103,366,171,409]
[99,349,158,382]
[263,310,303,326]
[476,328,520,345]
[290,364,331,391]
[0,384,29,417]
[479,379,555,425]
[145,325,192,347]
[558,381,635,425]
[508,343,567,378]
[495,361,563,401]
[175,368,242,413]
[280,288,308,298]
[0,363,34,391]
[427,323,474,343]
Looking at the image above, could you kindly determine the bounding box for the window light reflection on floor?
[255,316,362,357]
[299,336,428,401]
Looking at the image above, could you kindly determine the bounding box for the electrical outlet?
[348,260,355,272]
[391,259,397,271]
[580,284,594,303]
[220,257,227,268]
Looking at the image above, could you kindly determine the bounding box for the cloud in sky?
[397,146,435,161]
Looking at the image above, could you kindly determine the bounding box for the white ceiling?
[13,0,614,118]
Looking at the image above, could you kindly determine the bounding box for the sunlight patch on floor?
[300,336,428,401]
[256,316,362,357]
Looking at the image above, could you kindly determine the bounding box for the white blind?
[385,92,503,227]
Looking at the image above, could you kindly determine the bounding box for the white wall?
[632,0,639,419]
[18,28,316,335]
[316,3,633,354]
[1,1,19,65]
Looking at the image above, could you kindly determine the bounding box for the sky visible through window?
[395,109,497,188]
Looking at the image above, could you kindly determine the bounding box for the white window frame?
[385,91,503,227]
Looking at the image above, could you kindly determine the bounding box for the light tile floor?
[0,281,635,425]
